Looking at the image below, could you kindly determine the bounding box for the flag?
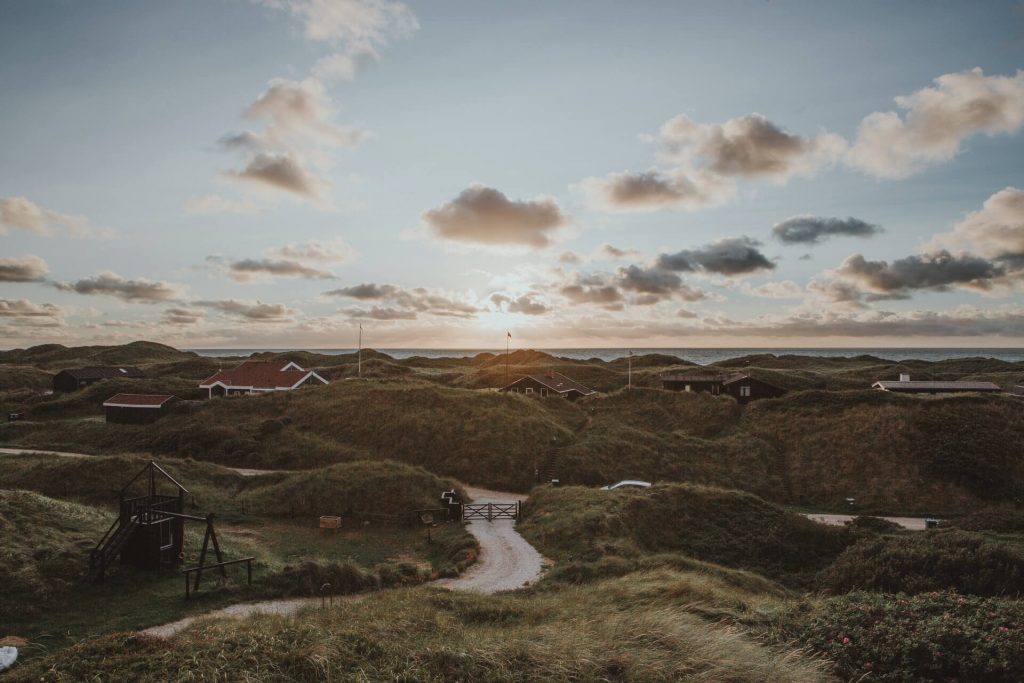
[507,331,512,339]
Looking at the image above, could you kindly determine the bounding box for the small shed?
[53,366,144,392]
[103,394,180,424]
[500,371,596,400]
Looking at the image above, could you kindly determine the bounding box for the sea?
[189,348,1024,363]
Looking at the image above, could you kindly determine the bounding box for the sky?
[2,0,1024,350]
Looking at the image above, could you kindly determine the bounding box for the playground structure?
[89,461,253,597]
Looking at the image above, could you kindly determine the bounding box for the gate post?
[487,503,493,522]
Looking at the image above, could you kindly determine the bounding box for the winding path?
[436,485,546,593]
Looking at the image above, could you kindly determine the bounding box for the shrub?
[821,530,1024,596]
[788,591,1024,683]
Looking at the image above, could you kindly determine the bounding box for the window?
[684,385,691,392]
[525,387,534,394]
[739,385,751,397]
[540,388,548,397]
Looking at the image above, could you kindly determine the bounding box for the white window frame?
[525,387,534,395]
[540,388,548,397]
[739,385,751,397]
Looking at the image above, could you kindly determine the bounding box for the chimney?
[899,373,910,382]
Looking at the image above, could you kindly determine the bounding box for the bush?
[821,530,1024,596]
[788,591,1024,683]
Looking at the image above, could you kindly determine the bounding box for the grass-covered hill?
[0,453,461,522]
[7,571,835,683]
[0,490,109,621]
[520,483,859,588]
[0,340,196,369]
[3,342,1024,511]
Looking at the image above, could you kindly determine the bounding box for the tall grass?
[8,570,832,682]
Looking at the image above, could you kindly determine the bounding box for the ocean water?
[190,347,1024,364]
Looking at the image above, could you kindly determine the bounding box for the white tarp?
[0,646,17,672]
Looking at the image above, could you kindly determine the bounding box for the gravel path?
[0,447,287,477]
[804,513,930,530]
[435,485,545,594]
[139,598,319,639]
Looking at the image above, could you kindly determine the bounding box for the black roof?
[58,366,145,380]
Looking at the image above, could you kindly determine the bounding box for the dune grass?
[8,569,833,683]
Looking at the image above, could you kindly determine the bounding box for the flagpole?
[628,350,632,392]
[505,331,509,387]
[358,324,362,378]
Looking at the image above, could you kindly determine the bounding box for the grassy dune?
[0,490,109,621]
[7,571,833,683]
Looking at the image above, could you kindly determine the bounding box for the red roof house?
[199,360,328,398]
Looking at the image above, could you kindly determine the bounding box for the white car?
[600,480,652,491]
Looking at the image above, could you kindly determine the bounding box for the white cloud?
[848,68,1024,178]
[0,196,110,238]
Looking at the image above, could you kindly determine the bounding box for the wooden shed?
[103,394,180,424]
[500,371,596,400]
[661,372,786,405]
[53,366,144,392]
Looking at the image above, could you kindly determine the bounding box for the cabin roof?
[506,372,596,395]
[872,380,1002,392]
[59,366,145,380]
[103,393,177,408]
[199,359,326,389]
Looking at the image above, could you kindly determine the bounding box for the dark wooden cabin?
[500,372,596,400]
[661,372,786,405]
[89,461,187,580]
[103,393,180,424]
[53,366,144,392]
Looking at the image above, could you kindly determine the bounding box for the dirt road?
[804,513,930,530]
[435,485,545,594]
[0,447,286,477]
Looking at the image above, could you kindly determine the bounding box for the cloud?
[848,68,1024,178]
[55,271,184,303]
[0,298,64,327]
[253,0,417,46]
[559,265,708,308]
[254,0,417,84]
[558,251,582,265]
[422,184,572,248]
[214,257,336,282]
[598,244,642,260]
[925,187,1024,266]
[490,293,550,315]
[833,251,1006,299]
[161,307,204,325]
[656,237,775,276]
[341,306,418,320]
[224,152,327,200]
[221,77,366,204]
[579,168,735,213]
[268,238,356,263]
[325,282,479,319]
[742,280,804,299]
[772,215,883,245]
[195,299,295,322]
[581,112,842,214]
[0,196,109,238]
[660,113,847,182]
[185,194,265,215]
[0,255,49,282]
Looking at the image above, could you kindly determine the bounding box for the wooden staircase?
[88,516,139,581]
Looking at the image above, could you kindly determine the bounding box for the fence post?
[184,570,190,599]
[487,503,492,522]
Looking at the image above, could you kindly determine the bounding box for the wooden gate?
[462,501,520,521]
